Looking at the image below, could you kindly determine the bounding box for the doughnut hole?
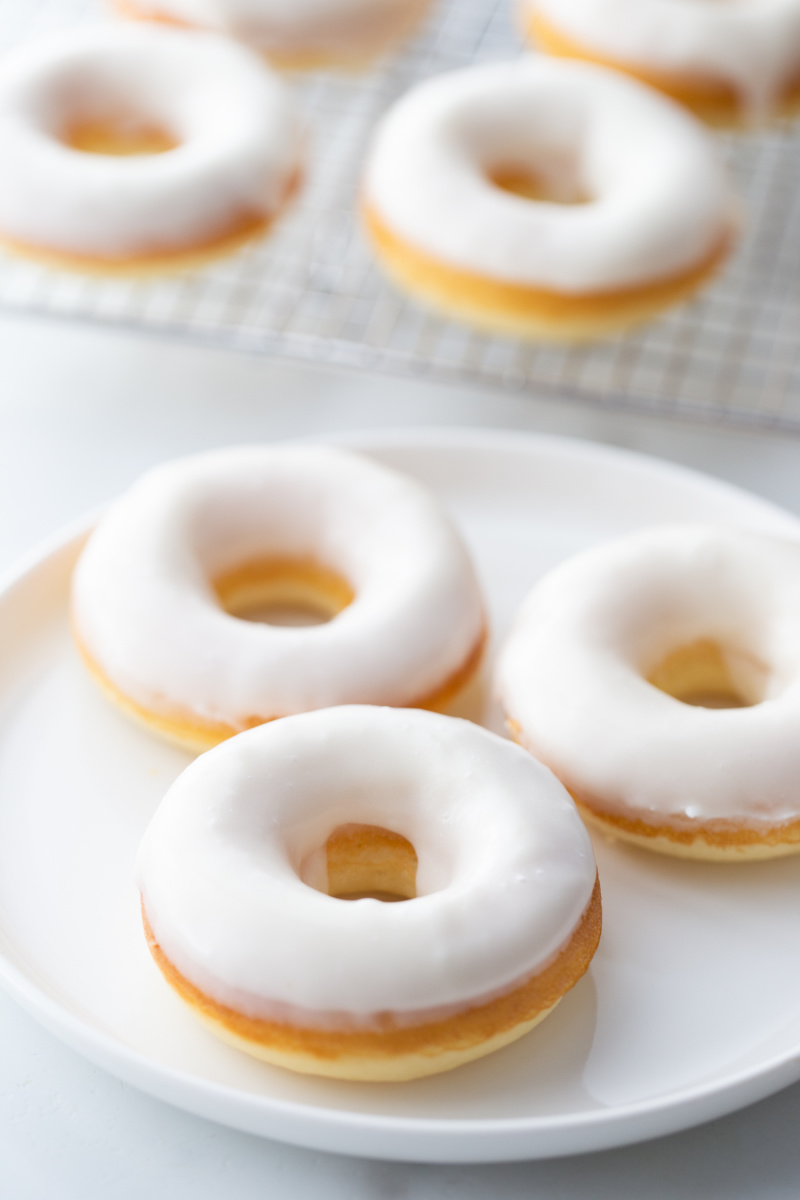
[214,558,354,628]
[647,637,769,709]
[489,161,590,205]
[64,119,178,156]
[325,824,418,902]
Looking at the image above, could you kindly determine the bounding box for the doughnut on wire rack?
[0,0,797,431]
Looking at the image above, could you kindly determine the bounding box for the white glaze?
[363,58,735,294]
[496,526,800,828]
[0,25,301,259]
[120,0,429,61]
[71,445,485,727]
[136,706,597,1023]
[528,0,800,119]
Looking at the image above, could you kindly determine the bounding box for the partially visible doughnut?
[114,0,432,70]
[0,25,301,271]
[524,0,800,126]
[137,706,601,1080]
[362,59,737,341]
[71,446,486,751]
[496,525,800,860]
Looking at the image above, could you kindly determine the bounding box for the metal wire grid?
[0,0,798,431]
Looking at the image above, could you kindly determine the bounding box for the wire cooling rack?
[0,0,799,431]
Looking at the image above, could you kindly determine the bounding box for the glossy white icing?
[528,0,800,119]
[496,526,800,828]
[363,57,735,293]
[0,25,301,258]
[71,445,485,726]
[136,706,597,1023]
[120,0,430,61]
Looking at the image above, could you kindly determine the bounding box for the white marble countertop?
[1,312,800,1198]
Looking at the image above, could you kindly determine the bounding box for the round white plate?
[2,428,800,1164]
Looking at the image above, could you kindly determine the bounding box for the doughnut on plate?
[0,428,799,1162]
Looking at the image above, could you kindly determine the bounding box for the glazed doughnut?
[114,0,431,69]
[136,706,601,1080]
[524,0,800,126]
[0,26,301,271]
[71,446,486,752]
[496,525,800,861]
[362,59,737,341]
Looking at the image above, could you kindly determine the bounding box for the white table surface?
[2,312,800,1198]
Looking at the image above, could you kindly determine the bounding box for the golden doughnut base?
[214,557,356,623]
[525,11,800,128]
[142,876,601,1081]
[0,169,301,277]
[66,121,178,156]
[646,637,765,710]
[506,718,800,862]
[323,822,419,902]
[363,203,734,342]
[75,628,486,753]
[575,802,800,862]
[73,553,487,752]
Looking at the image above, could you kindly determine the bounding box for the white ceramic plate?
[2,428,800,1164]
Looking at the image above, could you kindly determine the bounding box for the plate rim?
[2,425,800,1163]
